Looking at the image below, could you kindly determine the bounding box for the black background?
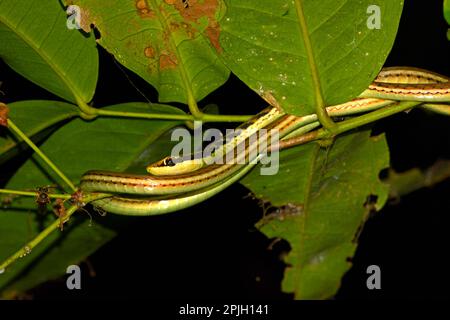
[1,0,449,300]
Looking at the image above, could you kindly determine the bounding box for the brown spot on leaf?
[169,0,223,52]
[169,21,181,31]
[136,0,155,19]
[178,22,198,39]
[136,0,146,9]
[256,203,304,229]
[159,53,178,69]
[205,21,221,53]
[0,102,9,127]
[144,46,156,58]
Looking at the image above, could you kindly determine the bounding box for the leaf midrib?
[292,143,321,298]
[146,0,196,103]
[294,0,325,109]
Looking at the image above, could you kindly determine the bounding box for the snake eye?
[164,158,176,167]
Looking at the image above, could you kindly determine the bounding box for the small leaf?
[242,130,390,299]
[64,0,230,104]
[0,103,184,295]
[220,0,403,115]
[0,0,99,103]
[385,160,450,199]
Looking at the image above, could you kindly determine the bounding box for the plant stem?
[201,113,253,123]
[96,109,193,121]
[95,109,252,123]
[0,193,111,272]
[329,101,421,136]
[0,189,72,200]
[277,130,320,150]
[72,80,254,123]
[75,98,98,120]
[0,205,77,272]
[279,101,422,149]
[7,119,77,192]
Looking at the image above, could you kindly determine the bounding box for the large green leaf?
[64,0,229,104]
[0,101,79,165]
[220,0,403,115]
[445,0,450,24]
[0,0,98,103]
[0,103,184,296]
[241,130,389,299]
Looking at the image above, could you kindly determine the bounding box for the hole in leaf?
[379,168,389,180]
[91,24,101,40]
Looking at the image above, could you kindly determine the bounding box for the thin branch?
[95,108,252,123]
[0,193,111,272]
[7,119,77,192]
[0,189,72,200]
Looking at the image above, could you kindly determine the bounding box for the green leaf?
[444,0,450,25]
[385,160,450,199]
[241,130,389,299]
[444,0,450,40]
[220,0,403,115]
[0,0,99,103]
[64,0,230,104]
[0,103,184,296]
[0,100,79,164]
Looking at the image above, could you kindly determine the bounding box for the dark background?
[1,1,449,299]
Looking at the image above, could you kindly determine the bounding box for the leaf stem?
[201,113,253,123]
[94,108,252,123]
[279,101,422,148]
[329,101,421,136]
[96,109,193,121]
[72,100,253,123]
[0,189,72,200]
[294,0,336,131]
[7,119,77,192]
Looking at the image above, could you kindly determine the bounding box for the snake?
[147,67,450,176]
[80,67,450,215]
